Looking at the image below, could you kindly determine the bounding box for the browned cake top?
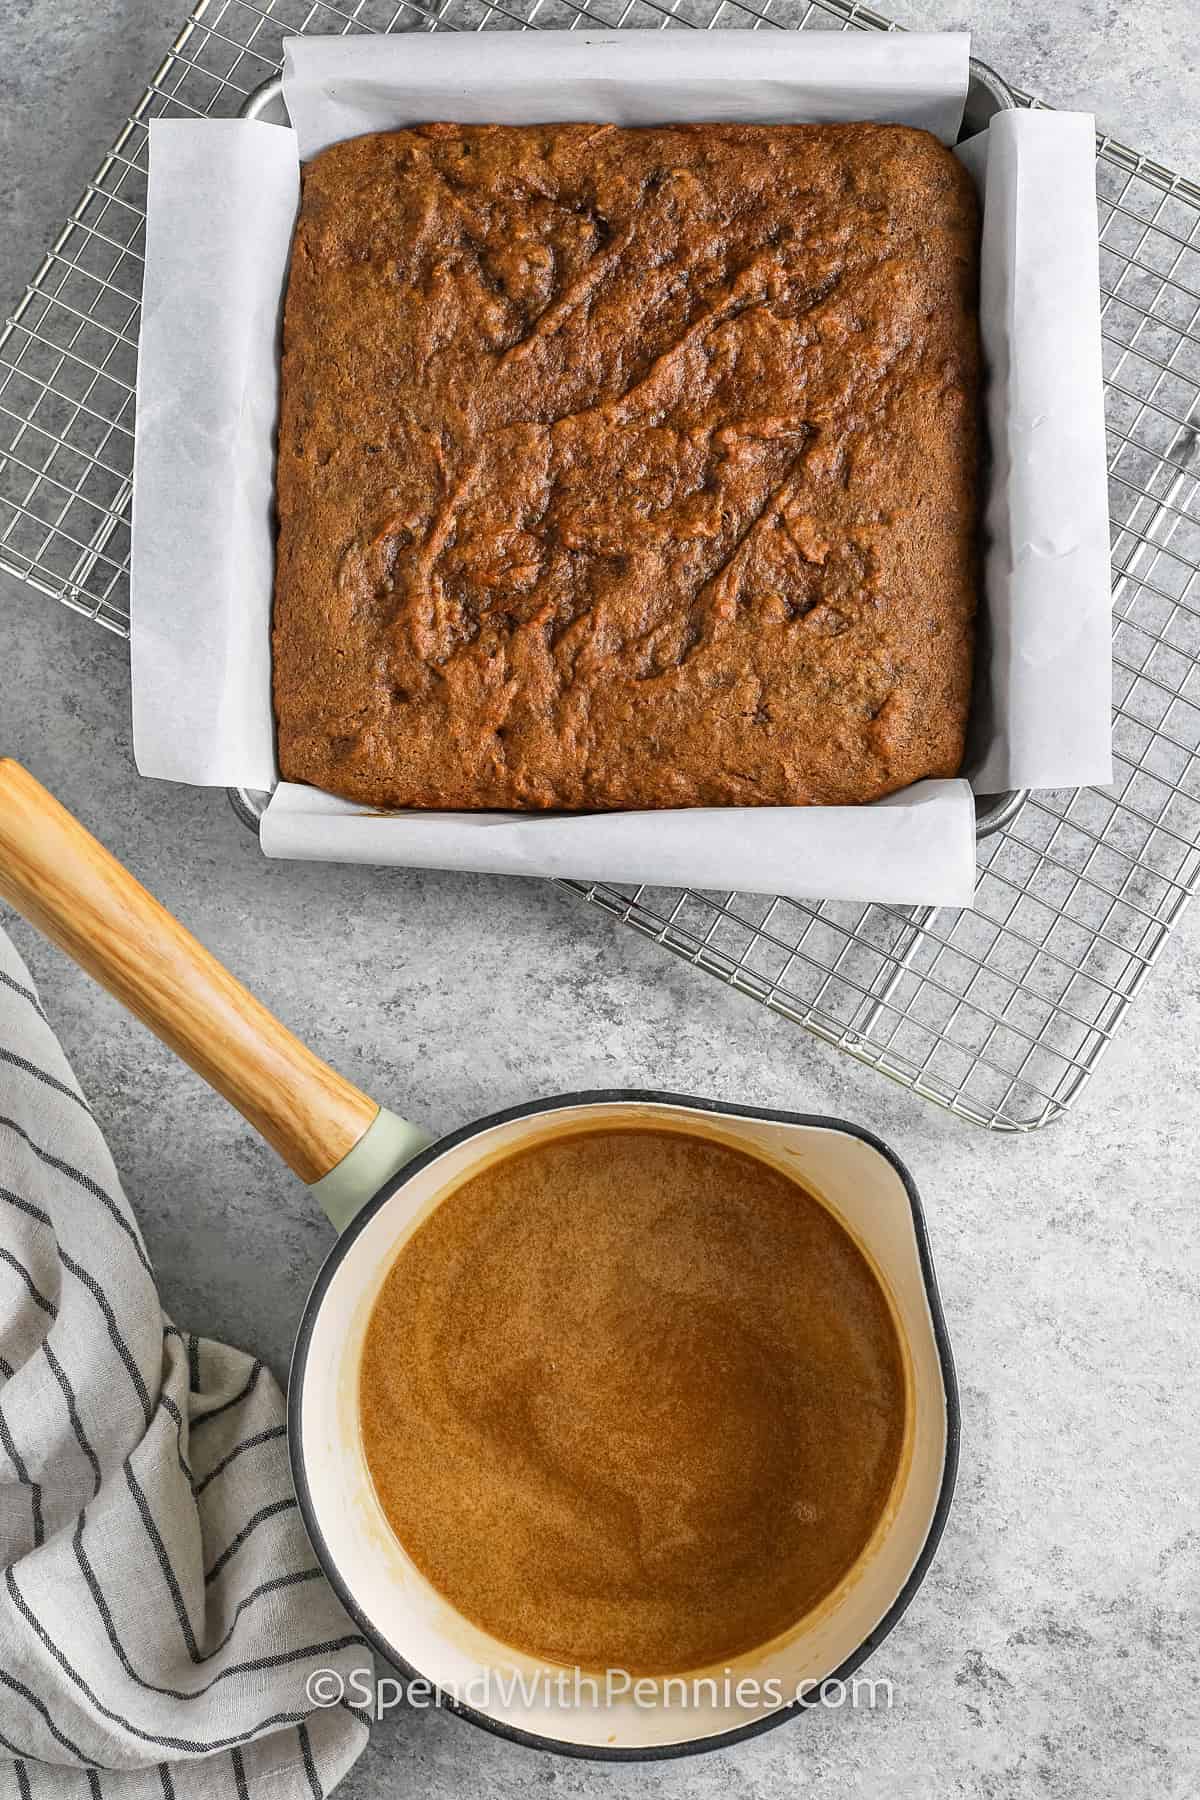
[274,122,979,810]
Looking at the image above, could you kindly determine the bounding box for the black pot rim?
[287,1089,960,1762]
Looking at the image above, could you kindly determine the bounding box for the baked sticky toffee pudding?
[358,1127,908,1673]
[275,124,979,813]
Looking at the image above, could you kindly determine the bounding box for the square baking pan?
[2,0,1197,1132]
[228,53,1027,849]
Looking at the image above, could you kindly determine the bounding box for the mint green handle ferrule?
[309,1107,434,1233]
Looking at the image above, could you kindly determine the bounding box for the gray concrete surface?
[2,2,1199,1796]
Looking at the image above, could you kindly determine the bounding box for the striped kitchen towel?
[0,924,371,1799]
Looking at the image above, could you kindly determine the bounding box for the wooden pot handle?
[0,759,378,1184]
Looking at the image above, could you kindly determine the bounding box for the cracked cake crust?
[273,121,980,811]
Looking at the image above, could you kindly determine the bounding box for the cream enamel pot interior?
[0,760,958,1760]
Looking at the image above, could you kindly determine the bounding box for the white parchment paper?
[959,112,1113,791]
[282,30,969,153]
[130,31,1112,907]
[259,778,975,905]
[132,120,297,789]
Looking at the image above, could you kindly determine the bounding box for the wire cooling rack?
[2,0,1199,1130]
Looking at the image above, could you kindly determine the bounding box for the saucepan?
[0,759,958,1760]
